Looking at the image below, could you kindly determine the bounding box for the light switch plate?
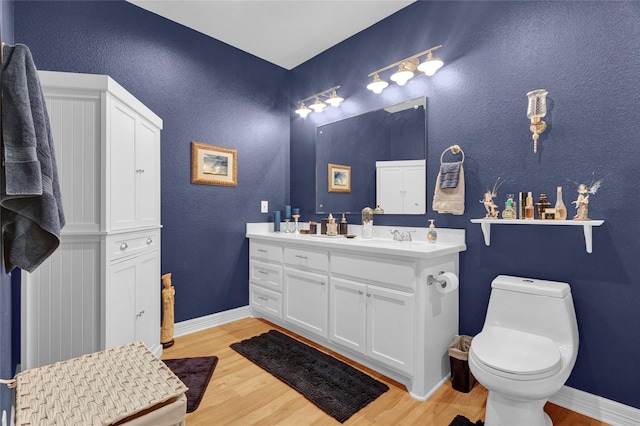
[261,200,268,213]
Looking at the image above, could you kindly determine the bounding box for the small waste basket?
[449,335,476,393]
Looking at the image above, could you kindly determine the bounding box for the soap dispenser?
[361,206,374,239]
[427,219,437,243]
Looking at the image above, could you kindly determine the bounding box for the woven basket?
[14,341,188,425]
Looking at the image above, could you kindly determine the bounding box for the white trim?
[173,305,251,337]
[550,385,640,426]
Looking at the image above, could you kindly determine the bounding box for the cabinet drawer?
[250,241,283,264]
[109,230,159,262]
[284,246,329,273]
[250,285,282,320]
[332,253,416,291]
[250,260,283,291]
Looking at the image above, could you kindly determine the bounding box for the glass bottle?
[502,194,516,219]
[361,206,374,239]
[555,186,567,220]
[525,192,534,219]
[535,194,551,220]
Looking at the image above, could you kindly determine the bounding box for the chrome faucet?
[390,229,414,241]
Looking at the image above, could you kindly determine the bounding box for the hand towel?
[433,164,465,215]
[439,161,462,189]
[1,43,65,272]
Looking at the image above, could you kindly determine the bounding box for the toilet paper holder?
[427,271,448,288]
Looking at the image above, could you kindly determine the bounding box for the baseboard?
[173,305,251,337]
[550,385,640,426]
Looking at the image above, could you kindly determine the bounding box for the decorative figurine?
[161,273,175,348]
[569,173,607,221]
[480,178,504,219]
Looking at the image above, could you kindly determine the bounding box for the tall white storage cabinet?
[376,159,426,214]
[21,71,163,370]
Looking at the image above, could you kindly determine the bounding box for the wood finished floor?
[161,318,608,425]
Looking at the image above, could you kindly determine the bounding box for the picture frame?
[327,163,351,193]
[191,141,238,186]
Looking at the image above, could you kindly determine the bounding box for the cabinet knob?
[120,243,128,250]
[358,290,364,295]
[367,293,371,297]
[320,281,326,286]
[146,238,153,244]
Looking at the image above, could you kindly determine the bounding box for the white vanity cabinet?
[330,277,414,374]
[21,71,163,370]
[246,224,466,401]
[376,159,426,214]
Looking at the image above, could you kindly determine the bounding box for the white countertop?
[246,223,466,259]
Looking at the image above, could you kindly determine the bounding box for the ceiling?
[128,0,415,70]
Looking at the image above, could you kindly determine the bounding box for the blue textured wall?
[291,1,640,409]
[13,0,290,324]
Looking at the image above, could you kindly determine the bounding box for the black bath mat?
[163,355,218,413]
[230,329,389,423]
[449,414,485,426]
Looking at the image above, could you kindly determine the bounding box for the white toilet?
[469,275,579,426]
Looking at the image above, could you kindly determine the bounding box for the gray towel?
[1,43,65,272]
[439,161,462,189]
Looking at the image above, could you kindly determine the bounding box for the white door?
[330,277,366,354]
[135,251,160,350]
[106,257,137,348]
[136,120,160,228]
[403,165,426,214]
[367,285,415,374]
[284,268,328,338]
[109,100,137,230]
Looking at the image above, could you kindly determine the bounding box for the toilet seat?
[471,326,561,380]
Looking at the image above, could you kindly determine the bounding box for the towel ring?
[440,145,465,164]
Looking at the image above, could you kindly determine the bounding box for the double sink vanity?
[246,223,466,400]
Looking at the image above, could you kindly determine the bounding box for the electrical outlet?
[261,200,268,213]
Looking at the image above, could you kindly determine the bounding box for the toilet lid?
[471,327,561,377]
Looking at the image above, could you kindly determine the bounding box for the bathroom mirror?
[316,97,426,214]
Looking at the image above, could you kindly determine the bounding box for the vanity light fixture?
[526,89,549,153]
[367,45,443,94]
[295,85,343,118]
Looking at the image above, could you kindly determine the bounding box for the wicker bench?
[13,341,188,425]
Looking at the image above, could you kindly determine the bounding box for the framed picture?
[327,163,351,193]
[191,141,238,186]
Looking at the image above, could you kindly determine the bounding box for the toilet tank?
[483,275,578,349]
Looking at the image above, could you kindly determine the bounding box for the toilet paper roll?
[435,272,459,293]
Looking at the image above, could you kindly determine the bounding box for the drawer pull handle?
[258,270,268,275]
[146,238,153,244]
[120,243,128,250]
[257,296,268,301]
[295,255,308,259]
[136,309,145,318]
[257,249,268,253]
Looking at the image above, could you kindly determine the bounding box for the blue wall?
[10,0,640,413]
[13,1,289,324]
[291,1,640,410]
[0,0,14,416]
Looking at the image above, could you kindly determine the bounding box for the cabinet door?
[376,166,404,214]
[367,285,415,374]
[330,278,366,355]
[403,165,426,214]
[134,251,160,350]
[284,268,328,338]
[136,120,160,228]
[109,99,138,231]
[106,257,137,348]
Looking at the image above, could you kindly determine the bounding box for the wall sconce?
[526,89,548,153]
[366,45,443,94]
[295,85,344,118]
